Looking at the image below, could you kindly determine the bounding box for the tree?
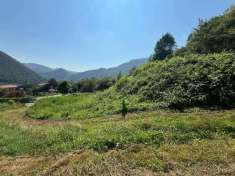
[96,78,115,91]
[152,33,176,60]
[174,47,189,57]
[78,79,96,92]
[48,78,58,89]
[186,6,235,54]
[121,99,128,119]
[58,81,70,94]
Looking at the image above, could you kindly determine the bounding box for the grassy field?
[0,99,235,175]
[26,92,157,120]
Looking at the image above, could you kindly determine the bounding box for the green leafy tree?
[77,79,96,92]
[186,6,235,54]
[48,78,58,89]
[152,33,176,60]
[96,78,115,91]
[58,81,70,94]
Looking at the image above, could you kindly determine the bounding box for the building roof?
[0,84,18,89]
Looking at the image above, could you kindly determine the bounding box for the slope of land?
[24,63,53,74]
[69,58,148,81]
[27,53,235,120]
[0,51,44,84]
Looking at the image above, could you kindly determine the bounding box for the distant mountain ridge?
[25,58,148,81]
[41,68,75,81]
[0,51,44,84]
[24,63,53,73]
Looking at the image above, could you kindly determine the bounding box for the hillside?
[114,53,235,109]
[176,5,235,55]
[26,58,147,81]
[70,58,148,81]
[0,51,44,84]
[24,63,53,74]
[27,52,235,120]
[41,68,75,80]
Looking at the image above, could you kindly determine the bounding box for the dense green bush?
[115,52,235,109]
[75,77,116,93]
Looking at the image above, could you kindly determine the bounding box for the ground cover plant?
[26,92,156,120]
[0,106,235,175]
[115,52,235,109]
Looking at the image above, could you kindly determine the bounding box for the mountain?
[41,68,75,80]
[70,58,148,81]
[24,63,53,74]
[0,51,44,84]
[26,58,148,81]
[24,63,75,80]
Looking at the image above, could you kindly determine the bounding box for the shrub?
[114,52,235,109]
[0,96,35,104]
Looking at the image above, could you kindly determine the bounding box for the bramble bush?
[115,52,235,109]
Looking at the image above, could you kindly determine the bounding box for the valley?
[0,2,235,176]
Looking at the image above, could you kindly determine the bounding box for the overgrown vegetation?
[116,52,235,109]
[28,52,235,120]
[2,108,235,156]
[176,5,235,55]
[1,107,235,175]
[1,4,235,176]
[27,92,155,119]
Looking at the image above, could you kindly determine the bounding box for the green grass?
[1,105,235,175]
[27,92,156,120]
[1,106,235,156]
[0,101,20,111]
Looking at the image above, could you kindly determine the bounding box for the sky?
[0,0,234,71]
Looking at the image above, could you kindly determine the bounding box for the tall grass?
[1,109,235,156]
[27,92,156,120]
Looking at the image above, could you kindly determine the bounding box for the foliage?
[75,77,116,93]
[0,100,18,110]
[152,33,176,60]
[76,78,97,92]
[96,78,115,91]
[115,52,235,109]
[58,81,71,94]
[117,71,122,80]
[184,6,235,54]
[121,99,128,118]
[0,51,43,84]
[27,92,155,120]
[0,89,7,97]
[0,96,36,104]
[2,107,235,156]
[48,78,58,89]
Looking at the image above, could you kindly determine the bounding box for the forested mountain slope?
[0,51,43,84]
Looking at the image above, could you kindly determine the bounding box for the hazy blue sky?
[0,0,234,71]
